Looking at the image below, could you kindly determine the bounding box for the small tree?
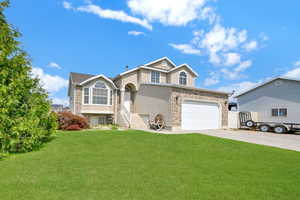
[0,0,57,153]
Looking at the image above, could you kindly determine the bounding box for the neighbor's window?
[151,71,160,83]
[179,71,187,85]
[83,88,89,104]
[279,108,287,116]
[92,81,108,104]
[272,108,287,117]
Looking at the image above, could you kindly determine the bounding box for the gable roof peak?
[235,76,300,98]
[79,74,117,89]
[144,57,177,68]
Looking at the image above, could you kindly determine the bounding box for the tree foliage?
[0,0,57,153]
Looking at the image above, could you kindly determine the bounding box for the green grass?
[1,130,300,200]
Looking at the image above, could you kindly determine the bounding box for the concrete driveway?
[160,129,300,152]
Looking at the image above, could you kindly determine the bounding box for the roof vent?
[274,80,283,86]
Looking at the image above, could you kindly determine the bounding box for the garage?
[181,100,220,130]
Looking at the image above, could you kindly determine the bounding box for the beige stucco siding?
[74,86,82,115]
[168,67,196,87]
[81,105,114,113]
[148,60,174,70]
[135,85,172,127]
[139,69,150,84]
[138,69,167,84]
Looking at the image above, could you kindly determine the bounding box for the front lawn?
[0,130,300,200]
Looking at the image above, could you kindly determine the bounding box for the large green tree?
[0,0,57,153]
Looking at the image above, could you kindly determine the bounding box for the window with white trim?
[179,71,187,85]
[92,81,108,105]
[83,88,89,104]
[151,71,160,83]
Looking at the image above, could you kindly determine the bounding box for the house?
[51,104,64,112]
[236,77,300,123]
[68,57,229,130]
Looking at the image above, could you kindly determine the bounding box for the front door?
[124,91,131,112]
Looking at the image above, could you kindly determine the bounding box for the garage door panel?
[182,101,220,130]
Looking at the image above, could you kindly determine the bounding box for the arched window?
[179,71,187,85]
[95,81,106,89]
[93,81,108,104]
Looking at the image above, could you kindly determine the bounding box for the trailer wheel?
[274,126,287,134]
[245,120,255,127]
[259,124,270,132]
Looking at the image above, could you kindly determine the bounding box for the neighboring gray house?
[68,57,229,130]
[236,77,300,123]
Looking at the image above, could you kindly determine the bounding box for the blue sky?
[5,0,300,105]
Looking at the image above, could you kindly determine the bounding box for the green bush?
[111,124,119,130]
[0,1,57,153]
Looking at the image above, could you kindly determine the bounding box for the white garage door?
[181,100,220,130]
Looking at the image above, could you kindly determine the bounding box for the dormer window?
[151,71,160,83]
[179,71,187,85]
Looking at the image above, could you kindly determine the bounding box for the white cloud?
[218,80,261,95]
[203,72,220,86]
[63,1,152,30]
[283,67,300,79]
[47,62,61,70]
[244,40,257,52]
[294,60,300,67]
[31,68,68,93]
[221,60,252,80]
[63,1,73,10]
[235,60,252,72]
[51,97,69,106]
[193,24,249,66]
[169,43,201,55]
[200,6,219,25]
[128,30,145,36]
[127,0,208,26]
[224,53,241,66]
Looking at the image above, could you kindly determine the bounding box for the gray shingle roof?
[70,72,115,85]
[70,72,96,84]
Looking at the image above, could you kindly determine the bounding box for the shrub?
[65,124,81,131]
[111,124,119,130]
[56,112,89,130]
[0,1,57,153]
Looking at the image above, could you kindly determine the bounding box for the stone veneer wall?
[171,88,228,129]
